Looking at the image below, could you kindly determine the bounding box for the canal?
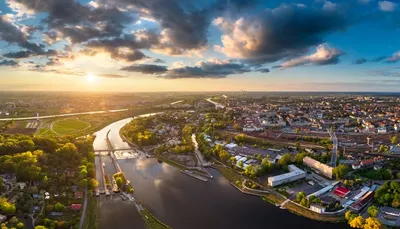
[94,114,349,229]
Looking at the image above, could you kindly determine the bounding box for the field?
[52,118,91,135]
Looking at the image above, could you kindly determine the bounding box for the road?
[0,108,129,121]
[205,98,225,109]
[79,185,88,229]
[328,129,338,167]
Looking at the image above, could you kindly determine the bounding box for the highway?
[0,108,129,121]
[328,129,338,167]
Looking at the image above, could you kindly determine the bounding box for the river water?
[93,115,349,229]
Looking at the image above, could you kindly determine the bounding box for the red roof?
[71,204,82,210]
[74,192,83,199]
[334,186,350,198]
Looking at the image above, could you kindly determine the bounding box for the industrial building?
[303,156,333,179]
[268,164,306,187]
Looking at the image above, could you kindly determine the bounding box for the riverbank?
[82,191,99,229]
[139,208,171,229]
[212,163,345,223]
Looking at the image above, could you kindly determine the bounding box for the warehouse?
[268,165,306,187]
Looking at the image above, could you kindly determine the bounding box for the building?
[71,204,82,211]
[267,164,306,187]
[303,156,333,179]
[390,146,400,155]
[0,214,6,223]
[334,186,351,198]
[350,191,375,212]
[380,206,400,224]
[310,204,326,213]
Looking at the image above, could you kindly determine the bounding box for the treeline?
[200,111,234,135]
[0,134,96,228]
[0,120,14,133]
[121,117,157,147]
[375,181,400,208]
[234,134,271,148]
[0,134,93,156]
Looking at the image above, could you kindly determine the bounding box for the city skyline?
[0,0,400,92]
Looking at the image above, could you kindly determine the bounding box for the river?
[93,114,349,229]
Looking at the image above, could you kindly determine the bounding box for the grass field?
[52,118,91,135]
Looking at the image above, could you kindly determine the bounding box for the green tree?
[333,164,350,179]
[79,179,87,190]
[34,226,48,229]
[278,153,291,167]
[54,202,65,212]
[367,206,378,217]
[345,210,356,222]
[391,136,398,145]
[88,178,99,190]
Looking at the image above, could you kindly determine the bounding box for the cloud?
[378,1,397,12]
[387,51,400,63]
[353,58,367,64]
[372,56,388,62]
[213,4,349,64]
[97,73,128,78]
[255,68,270,73]
[280,44,344,69]
[120,64,168,74]
[0,59,19,66]
[8,0,137,45]
[366,67,400,77]
[3,49,57,59]
[121,59,252,79]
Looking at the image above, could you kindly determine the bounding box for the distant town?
[0,92,399,229]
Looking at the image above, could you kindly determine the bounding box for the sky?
[0,0,400,92]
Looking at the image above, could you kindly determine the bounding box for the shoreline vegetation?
[140,208,172,229]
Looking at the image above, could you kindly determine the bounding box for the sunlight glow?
[86,73,96,83]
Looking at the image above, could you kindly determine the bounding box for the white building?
[268,165,306,187]
[310,204,326,213]
[303,157,333,179]
[377,127,387,134]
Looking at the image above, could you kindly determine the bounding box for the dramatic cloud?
[280,44,344,69]
[353,58,367,64]
[120,64,168,74]
[387,51,400,63]
[0,59,18,66]
[121,59,252,78]
[378,1,397,12]
[213,4,349,64]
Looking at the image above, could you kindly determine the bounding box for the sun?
[86,73,96,83]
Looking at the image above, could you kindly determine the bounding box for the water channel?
[93,114,349,229]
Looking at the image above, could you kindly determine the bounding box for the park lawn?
[52,118,91,135]
[140,208,171,229]
[212,164,244,187]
